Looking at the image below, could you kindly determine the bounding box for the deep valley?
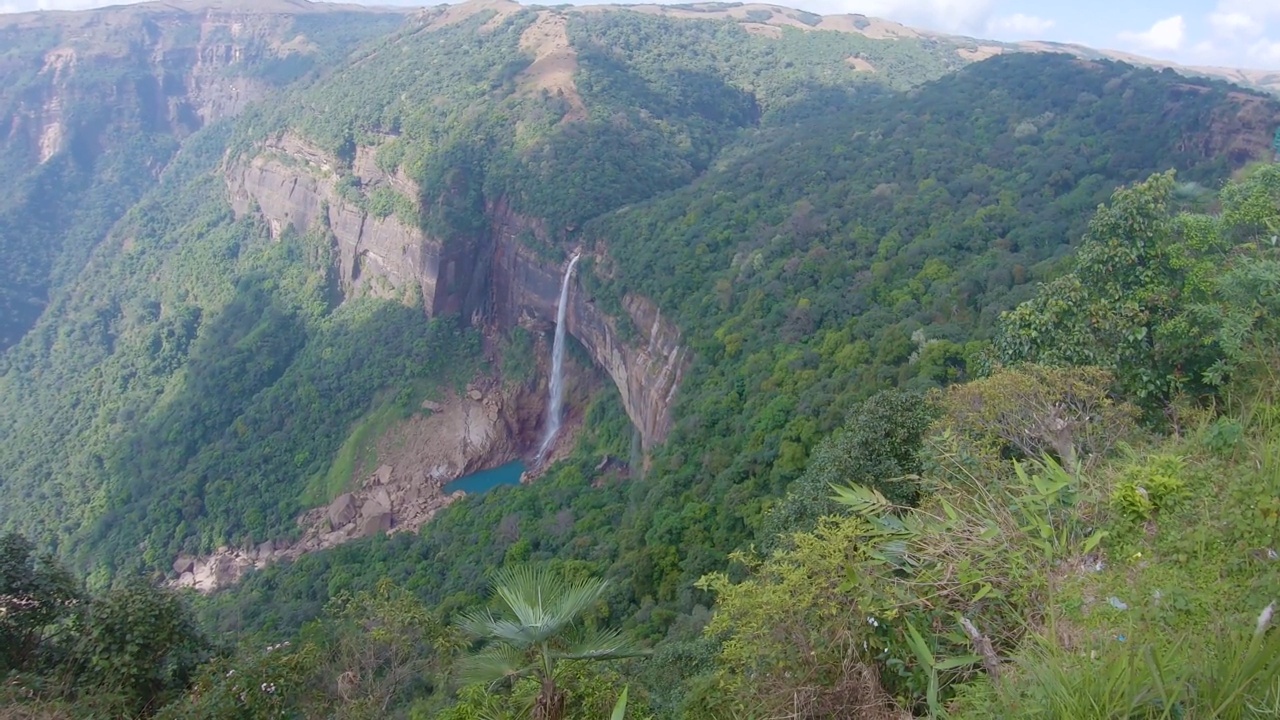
[2,1,1280,718]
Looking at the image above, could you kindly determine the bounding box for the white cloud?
[1247,38,1280,65]
[1214,0,1280,21]
[985,12,1054,39]
[1117,15,1186,52]
[800,0,997,35]
[1192,1,1280,69]
[1210,11,1264,39]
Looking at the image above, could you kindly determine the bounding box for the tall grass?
[996,602,1280,718]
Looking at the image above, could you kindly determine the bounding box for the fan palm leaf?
[458,643,537,686]
[457,607,540,647]
[491,564,565,637]
[457,565,640,720]
[558,625,645,662]
[486,565,610,645]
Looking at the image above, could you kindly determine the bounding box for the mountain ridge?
[0,0,410,25]
[4,0,1276,95]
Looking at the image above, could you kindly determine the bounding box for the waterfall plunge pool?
[443,460,525,495]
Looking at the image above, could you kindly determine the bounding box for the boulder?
[257,539,275,558]
[402,483,421,505]
[468,389,483,401]
[361,511,393,535]
[365,487,393,516]
[376,464,393,486]
[328,493,357,527]
[173,556,195,575]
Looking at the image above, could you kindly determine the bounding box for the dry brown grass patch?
[818,14,921,39]
[515,12,587,122]
[846,56,877,72]
[420,0,521,31]
[958,45,1003,61]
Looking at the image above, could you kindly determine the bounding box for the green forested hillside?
[230,4,968,239]
[0,121,484,580]
[184,49,1273,639]
[2,2,1280,719]
[0,2,978,577]
[0,4,405,348]
[8,166,1280,718]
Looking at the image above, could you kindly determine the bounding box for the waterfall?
[537,253,580,463]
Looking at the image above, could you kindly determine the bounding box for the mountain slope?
[198,50,1279,638]
[584,2,1280,96]
[0,0,1277,611]
[0,0,407,349]
[2,2,1280,718]
[0,0,980,576]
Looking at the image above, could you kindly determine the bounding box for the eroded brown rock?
[327,493,357,528]
[168,378,554,593]
[225,136,688,453]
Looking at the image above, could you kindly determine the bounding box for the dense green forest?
[0,5,404,349]
[8,165,1280,717]
[2,2,975,577]
[3,1,1280,718]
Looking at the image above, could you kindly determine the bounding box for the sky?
[0,0,1277,71]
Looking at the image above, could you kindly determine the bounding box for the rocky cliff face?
[226,134,459,310]
[0,5,312,167]
[0,2,407,348]
[226,136,687,451]
[487,201,685,449]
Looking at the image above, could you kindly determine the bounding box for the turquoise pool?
[443,460,525,495]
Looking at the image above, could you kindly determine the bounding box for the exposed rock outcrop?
[172,378,544,593]
[0,4,339,169]
[226,135,689,451]
[226,133,473,313]
[488,200,685,449]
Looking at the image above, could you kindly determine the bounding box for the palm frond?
[549,577,610,634]
[557,625,647,662]
[456,607,499,637]
[457,606,541,649]
[486,564,610,644]
[490,564,569,639]
[457,643,538,686]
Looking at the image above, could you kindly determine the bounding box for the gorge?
[225,132,689,455]
[5,1,1280,716]
[169,126,690,590]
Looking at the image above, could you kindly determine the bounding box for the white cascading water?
[537,253,581,463]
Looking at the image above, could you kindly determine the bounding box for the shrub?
[760,389,939,546]
[936,364,1137,473]
[1110,455,1186,522]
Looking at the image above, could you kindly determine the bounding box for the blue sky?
[1,0,1277,71]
